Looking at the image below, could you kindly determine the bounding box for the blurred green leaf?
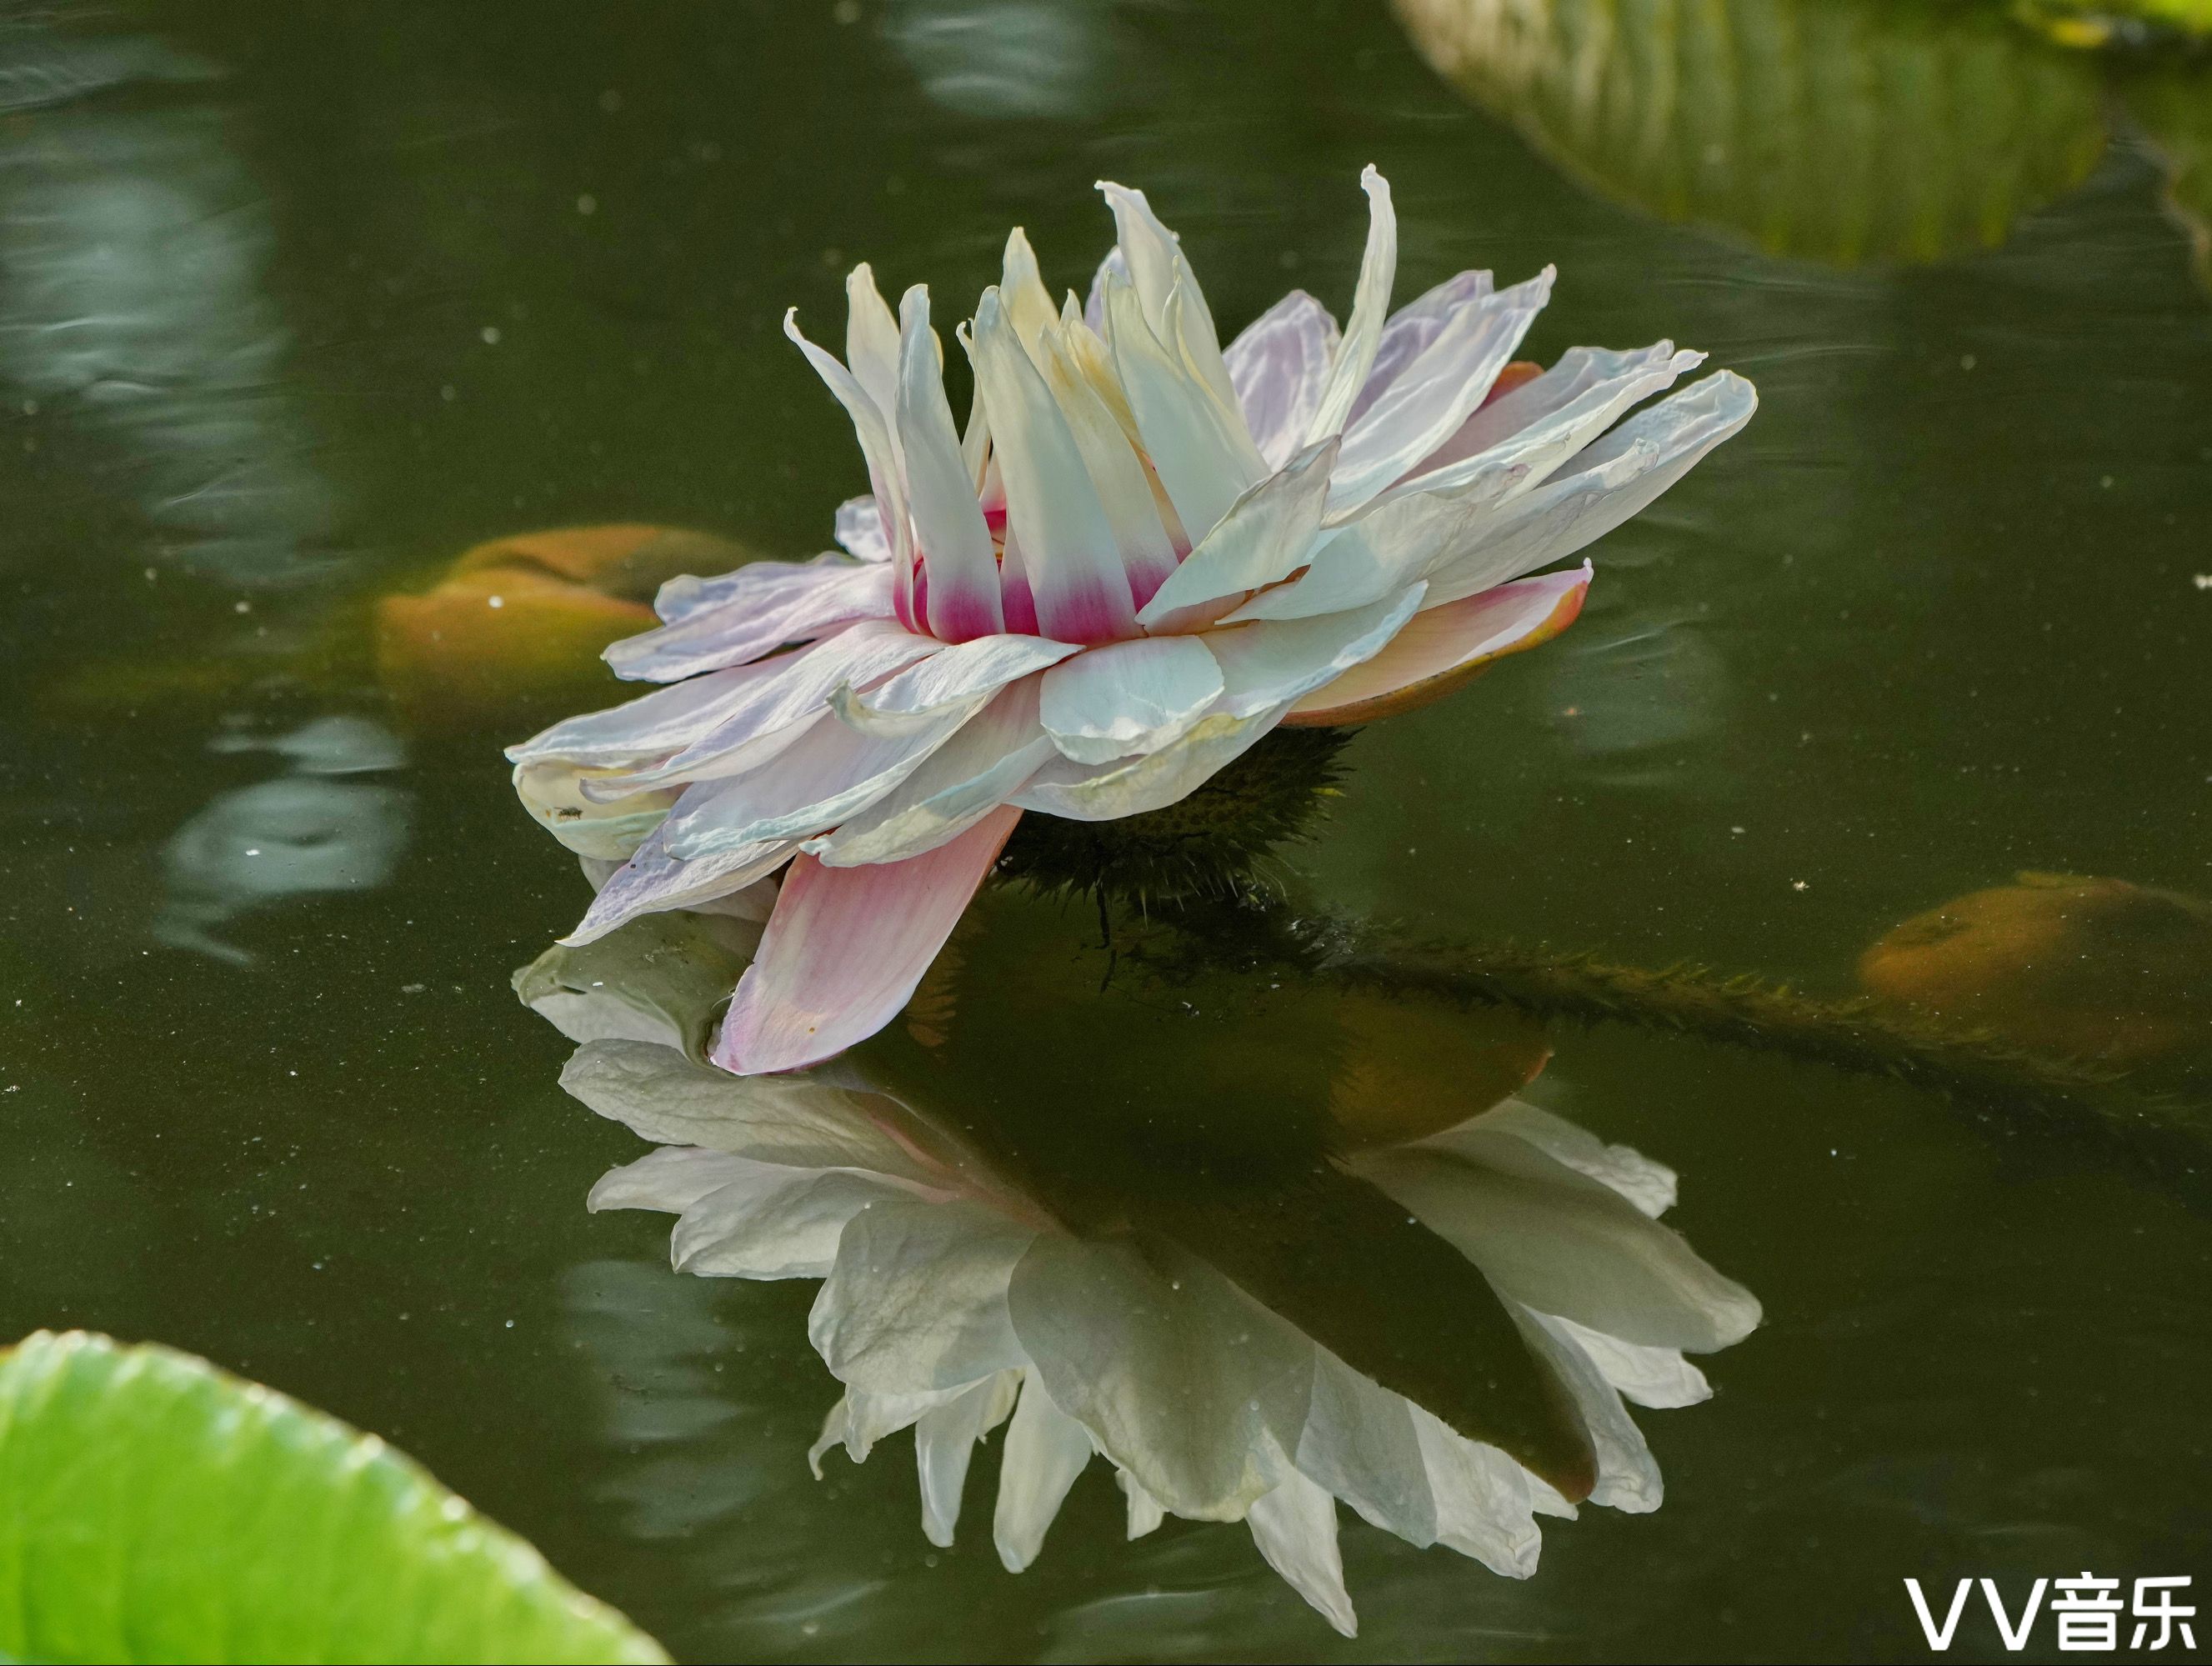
[0,1331,668,1665]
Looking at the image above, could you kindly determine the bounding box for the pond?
[3,0,2209,1659]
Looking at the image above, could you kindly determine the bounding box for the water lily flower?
[564,1035,1760,1638]
[509,168,1756,1074]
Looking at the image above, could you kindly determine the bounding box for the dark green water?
[2,1,2208,1659]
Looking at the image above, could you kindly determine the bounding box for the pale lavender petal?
[713,803,1022,1074]
[1283,567,1586,726]
[1349,268,1493,424]
[608,560,893,683]
[833,633,1076,734]
[1224,291,1339,471]
[1205,584,1424,719]
[1426,372,1757,605]
[1328,268,1554,512]
[563,819,798,945]
[612,621,944,788]
[506,662,778,767]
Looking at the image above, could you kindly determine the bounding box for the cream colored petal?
[1134,436,1339,623]
[1546,1318,1714,1410]
[1202,587,1424,721]
[1514,1308,1663,1514]
[1102,273,1265,543]
[844,265,904,461]
[897,285,1004,641]
[914,1373,1023,1548]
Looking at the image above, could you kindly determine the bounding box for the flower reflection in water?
[533,894,1759,1636]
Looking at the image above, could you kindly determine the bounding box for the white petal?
[1426,371,1758,605]
[506,662,778,767]
[587,1146,755,1217]
[787,308,913,594]
[1294,1349,1439,1548]
[1083,243,1129,333]
[898,285,1005,641]
[558,1036,942,1178]
[809,1393,850,1478]
[1095,180,1240,418]
[616,622,944,788]
[998,228,1061,351]
[1409,1408,1544,1577]
[1118,1468,1167,1539]
[1245,1463,1357,1638]
[1328,268,1554,512]
[844,265,904,461]
[512,759,678,862]
[809,1197,1033,1393]
[1224,290,1340,470]
[1514,1308,1663,1513]
[1203,585,1424,720]
[811,677,1056,867]
[1011,705,1284,822]
[914,1373,1020,1548]
[846,1384,975,1463]
[1355,1138,1762,1352]
[1301,166,1397,444]
[1038,635,1224,764]
[1409,343,1703,486]
[1034,326,1181,606]
[1547,1319,1714,1410]
[993,1370,1096,1572]
[1463,1098,1678,1218]
[1134,436,1339,623]
[673,1167,922,1280]
[1005,1234,1309,1520]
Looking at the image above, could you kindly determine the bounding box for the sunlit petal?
[1134,436,1339,623]
[1301,166,1398,444]
[1038,635,1224,765]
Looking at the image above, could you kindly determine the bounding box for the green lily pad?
[0,1331,667,1665]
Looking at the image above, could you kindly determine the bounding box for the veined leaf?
[0,1331,667,1665]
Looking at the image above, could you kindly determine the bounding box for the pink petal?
[713,804,1022,1074]
[1284,563,1590,727]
